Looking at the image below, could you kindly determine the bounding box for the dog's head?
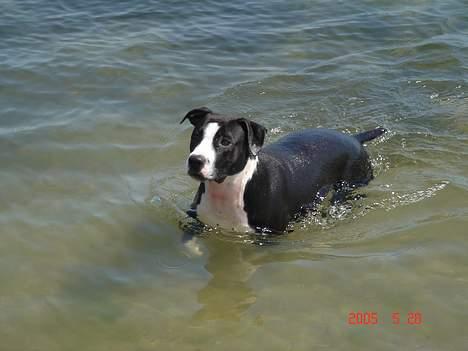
[180,107,267,182]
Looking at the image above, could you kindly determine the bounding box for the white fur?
[197,157,258,233]
[188,122,220,179]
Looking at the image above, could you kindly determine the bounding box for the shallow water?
[1,0,467,349]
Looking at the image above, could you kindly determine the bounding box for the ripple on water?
[1,0,468,348]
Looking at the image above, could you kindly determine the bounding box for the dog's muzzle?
[187,155,207,180]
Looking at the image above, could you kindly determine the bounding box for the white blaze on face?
[189,122,220,179]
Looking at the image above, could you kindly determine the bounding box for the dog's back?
[244,128,383,231]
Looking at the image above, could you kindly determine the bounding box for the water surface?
[1,0,467,350]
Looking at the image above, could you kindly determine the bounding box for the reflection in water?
[192,239,257,321]
[188,233,328,322]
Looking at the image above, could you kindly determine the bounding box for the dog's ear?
[238,118,267,157]
[180,107,212,126]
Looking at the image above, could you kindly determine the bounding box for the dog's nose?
[188,155,206,171]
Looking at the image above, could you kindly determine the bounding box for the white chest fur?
[197,157,258,233]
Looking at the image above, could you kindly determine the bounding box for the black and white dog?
[181,107,386,233]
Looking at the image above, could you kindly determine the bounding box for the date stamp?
[348,311,423,326]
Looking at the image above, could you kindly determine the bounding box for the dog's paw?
[183,237,203,257]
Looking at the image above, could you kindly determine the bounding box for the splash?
[297,180,450,231]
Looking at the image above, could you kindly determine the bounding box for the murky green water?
[1,0,467,349]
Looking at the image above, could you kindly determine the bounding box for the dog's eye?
[220,137,232,147]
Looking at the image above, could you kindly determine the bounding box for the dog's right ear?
[180,107,212,127]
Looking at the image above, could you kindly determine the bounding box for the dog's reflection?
[184,231,320,322]
[190,237,258,321]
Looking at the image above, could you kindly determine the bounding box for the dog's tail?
[353,127,387,144]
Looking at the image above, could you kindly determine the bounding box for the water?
[1,0,467,349]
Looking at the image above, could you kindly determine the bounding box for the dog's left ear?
[180,107,212,127]
[238,118,267,157]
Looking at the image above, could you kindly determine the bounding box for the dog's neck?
[196,157,258,232]
[204,157,258,202]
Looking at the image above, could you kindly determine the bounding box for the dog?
[181,107,386,233]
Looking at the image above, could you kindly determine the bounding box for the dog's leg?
[181,183,207,256]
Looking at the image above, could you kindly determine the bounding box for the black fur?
[243,129,377,232]
[180,107,212,127]
[353,127,387,144]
